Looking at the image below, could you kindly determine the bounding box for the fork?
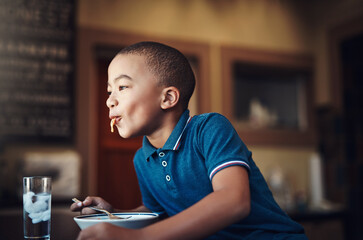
[72,198,129,219]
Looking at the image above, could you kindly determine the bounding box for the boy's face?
[107,54,164,138]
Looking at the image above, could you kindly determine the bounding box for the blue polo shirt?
[134,110,307,239]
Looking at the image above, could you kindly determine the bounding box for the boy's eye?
[107,91,111,95]
[119,86,127,91]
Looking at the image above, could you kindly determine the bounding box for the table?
[0,205,80,240]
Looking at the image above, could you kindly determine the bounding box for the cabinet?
[221,46,316,146]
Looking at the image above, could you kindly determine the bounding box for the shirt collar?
[142,110,192,160]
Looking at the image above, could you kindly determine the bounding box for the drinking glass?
[23,176,52,240]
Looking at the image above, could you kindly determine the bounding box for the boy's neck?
[146,109,184,149]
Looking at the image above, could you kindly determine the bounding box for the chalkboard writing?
[0,0,75,143]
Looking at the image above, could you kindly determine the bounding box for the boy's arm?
[77,165,250,240]
[142,165,250,239]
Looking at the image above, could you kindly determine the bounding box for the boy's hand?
[70,196,114,215]
[77,223,143,240]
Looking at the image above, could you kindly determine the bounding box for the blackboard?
[0,0,75,143]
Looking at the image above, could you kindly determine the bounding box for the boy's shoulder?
[192,112,229,123]
[191,112,233,129]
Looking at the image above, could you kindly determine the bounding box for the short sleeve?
[196,113,251,180]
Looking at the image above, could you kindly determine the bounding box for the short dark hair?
[118,41,195,110]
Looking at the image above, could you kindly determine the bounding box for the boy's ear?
[161,86,180,109]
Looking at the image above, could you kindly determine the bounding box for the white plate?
[74,212,159,229]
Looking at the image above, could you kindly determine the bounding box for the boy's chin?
[117,127,144,139]
[117,129,133,139]
[118,132,129,139]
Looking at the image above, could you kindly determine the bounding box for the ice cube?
[24,192,51,223]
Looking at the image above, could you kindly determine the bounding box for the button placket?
[158,151,171,183]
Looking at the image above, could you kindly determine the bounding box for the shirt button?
[159,152,165,157]
[162,161,167,167]
[166,175,171,181]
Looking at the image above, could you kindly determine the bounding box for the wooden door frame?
[76,27,211,195]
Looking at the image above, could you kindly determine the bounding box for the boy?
[71,41,307,240]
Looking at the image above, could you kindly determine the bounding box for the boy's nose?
[106,95,118,108]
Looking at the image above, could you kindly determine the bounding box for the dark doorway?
[340,32,363,240]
